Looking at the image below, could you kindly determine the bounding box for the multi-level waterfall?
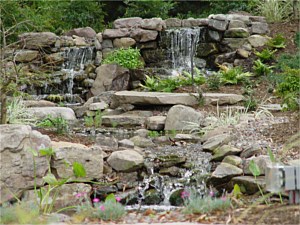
[62,46,96,95]
[165,28,202,73]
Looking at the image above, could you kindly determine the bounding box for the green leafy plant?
[37,115,69,134]
[244,95,258,111]
[92,194,125,221]
[253,59,274,76]
[46,94,64,103]
[84,115,94,127]
[276,53,300,70]
[255,48,277,62]
[295,32,300,48]
[219,66,253,85]
[207,73,221,90]
[102,47,143,69]
[267,34,286,49]
[148,130,163,138]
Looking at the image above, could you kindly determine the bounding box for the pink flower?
[92,198,100,203]
[99,205,105,211]
[116,196,121,202]
[209,191,214,197]
[221,196,227,201]
[181,190,190,199]
[75,193,82,198]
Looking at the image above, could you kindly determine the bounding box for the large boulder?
[208,19,229,31]
[224,28,250,38]
[0,125,51,203]
[211,145,242,161]
[107,149,144,172]
[202,134,232,152]
[113,37,136,48]
[90,64,130,96]
[14,50,39,62]
[18,32,58,49]
[248,35,270,48]
[251,22,269,34]
[182,18,209,27]
[165,18,182,27]
[51,141,103,180]
[26,107,77,121]
[130,29,158,42]
[103,28,130,38]
[65,27,96,38]
[164,105,204,131]
[243,155,272,175]
[141,18,166,31]
[113,17,143,29]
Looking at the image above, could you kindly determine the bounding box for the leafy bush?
[276,53,300,70]
[102,47,144,69]
[295,32,300,48]
[267,34,286,49]
[37,115,69,134]
[255,48,277,62]
[253,59,274,76]
[219,66,253,85]
[207,73,221,90]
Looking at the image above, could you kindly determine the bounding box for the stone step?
[113,91,245,107]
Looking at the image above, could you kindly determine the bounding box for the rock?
[182,18,209,27]
[164,105,204,131]
[55,36,75,48]
[134,128,149,138]
[211,145,242,162]
[130,136,155,148]
[101,113,147,127]
[73,35,88,46]
[107,149,144,172]
[200,126,232,142]
[209,163,243,188]
[0,125,51,203]
[51,141,103,180]
[208,19,229,31]
[159,166,180,176]
[113,37,136,48]
[244,155,272,175]
[118,189,138,205]
[19,32,58,49]
[95,51,103,65]
[89,102,108,111]
[222,155,243,167]
[155,154,186,168]
[136,41,157,49]
[248,35,270,48]
[228,20,246,29]
[44,52,64,65]
[169,189,184,206]
[26,107,77,121]
[141,18,166,31]
[23,183,92,210]
[65,27,96,38]
[240,143,262,158]
[23,100,56,107]
[249,16,266,23]
[90,64,130,96]
[96,32,103,42]
[102,39,113,48]
[287,159,300,166]
[130,28,158,42]
[146,116,166,131]
[94,185,118,200]
[144,189,162,205]
[222,38,247,50]
[229,176,265,194]
[207,30,222,42]
[116,172,139,190]
[224,28,249,38]
[103,28,130,38]
[202,134,232,152]
[113,17,142,29]
[174,133,201,142]
[215,51,236,64]
[83,78,95,88]
[112,91,245,107]
[227,14,250,23]
[236,48,250,58]
[165,18,182,27]
[261,104,282,112]
[95,134,118,151]
[196,43,219,57]
[118,139,134,149]
[251,22,269,34]
[14,50,39,62]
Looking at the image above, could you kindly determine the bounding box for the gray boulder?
[165,18,182,27]
[208,19,229,31]
[130,28,158,42]
[141,18,166,31]
[90,64,130,96]
[107,149,144,172]
[95,134,118,151]
[26,107,77,121]
[0,125,51,203]
[18,32,58,49]
[113,17,142,28]
[251,22,269,34]
[182,18,209,27]
[130,136,155,148]
[113,37,136,48]
[248,35,270,47]
[222,155,243,167]
[23,100,56,108]
[65,27,96,38]
[211,145,242,162]
[224,28,250,38]
[103,28,130,38]
[51,141,103,180]
[164,105,204,131]
[244,155,272,175]
[146,116,166,131]
[229,176,265,194]
[14,50,39,62]
[202,134,232,152]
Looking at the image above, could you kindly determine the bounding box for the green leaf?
[105,193,116,203]
[249,160,260,177]
[43,173,58,185]
[233,184,242,199]
[39,147,55,157]
[72,162,86,178]
[267,147,276,163]
[27,148,38,157]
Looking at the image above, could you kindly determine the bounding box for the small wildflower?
[75,193,82,198]
[93,198,100,203]
[99,205,105,211]
[116,196,121,202]
[221,196,227,201]
[181,190,190,199]
[209,191,214,197]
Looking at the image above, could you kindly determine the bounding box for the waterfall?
[165,28,202,73]
[62,47,96,94]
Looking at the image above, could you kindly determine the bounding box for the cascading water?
[165,28,202,73]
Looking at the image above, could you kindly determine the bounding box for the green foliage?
[281,93,299,111]
[84,110,104,128]
[276,68,300,96]
[73,162,87,178]
[249,160,261,177]
[148,130,163,138]
[276,53,300,70]
[233,184,243,199]
[244,96,258,111]
[37,115,69,134]
[46,94,64,103]
[267,34,286,49]
[84,116,94,127]
[219,66,253,85]
[207,73,221,90]
[124,0,175,19]
[253,60,274,76]
[255,49,277,62]
[103,47,143,69]
[140,69,206,92]
[93,194,125,221]
[295,32,300,48]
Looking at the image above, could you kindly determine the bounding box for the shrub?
[219,66,253,85]
[276,68,300,96]
[102,47,144,69]
[267,34,286,49]
[276,53,300,70]
[295,32,300,48]
[253,59,274,76]
[254,48,277,62]
[37,115,69,134]
[207,73,221,90]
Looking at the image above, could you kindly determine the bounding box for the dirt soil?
[37,21,300,225]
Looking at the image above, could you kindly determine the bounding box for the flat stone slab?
[113,91,245,106]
